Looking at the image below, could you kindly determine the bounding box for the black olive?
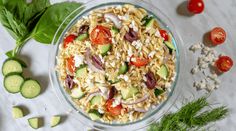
[145,71,157,89]
[78,25,89,34]
[124,28,139,42]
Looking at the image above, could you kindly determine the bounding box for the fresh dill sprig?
[148,97,229,131]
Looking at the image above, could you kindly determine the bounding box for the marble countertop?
[0,0,236,131]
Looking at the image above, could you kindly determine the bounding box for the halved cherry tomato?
[159,30,169,41]
[215,56,233,72]
[210,27,226,45]
[66,56,75,73]
[105,99,122,115]
[63,34,77,48]
[187,0,204,14]
[90,25,112,45]
[130,56,149,67]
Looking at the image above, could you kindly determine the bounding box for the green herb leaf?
[31,2,82,44]
[5,50,14,57]
[148,97,229,131]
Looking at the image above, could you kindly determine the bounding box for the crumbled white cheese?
[191,66,199,74]
[131,40,143,51]
[98,108,105,114]
[74,55,84,67]
[118,14,129,21]
[129,20,138,32]
[118,75,129,82]
[165,82,171,88]
[148,51,156,58]
[130,57,136,62]
[145,38,151,44]
[189,43,202,52]
[110,61,115,67]
[82,16,89,20]
[112,96,121,107]
[128,47,133,57]
[154,30,161,37]
[99,55,105,64]
[85,41,91,47]
[143,76,147,81]
[112,38,117,44]
[116,52,121,59]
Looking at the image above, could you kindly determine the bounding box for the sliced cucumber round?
[50,116,61,127]
[12,106,24,119]
[20,79,41,99]
[28,117,39,129]
[4,74,24,93]
[88,109,102,121]
[2,59,23,76]
[71,88,85,99]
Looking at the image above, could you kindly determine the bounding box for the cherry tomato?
[66,56,75,73]
[90,25,112,45]
[105,99,122,115]
[63,34,77,48]
[159,30,169,41]
[210,27,226,45]
[130,56,149,67]
[215,56,233,72]
[187,0,204,14]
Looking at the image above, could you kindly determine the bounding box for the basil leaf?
[0,6,29,40]
[5,50,14,57]
[31,2,82,44]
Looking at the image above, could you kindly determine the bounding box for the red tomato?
[159,30,169,41]
[187,0,204,14]
[105,99,122,115]
[90,25,112,45]
[63,34,77,48]
[130,56,149,67]
[215,56,233,72]
[210,27,226,45]
[66,56,75,73]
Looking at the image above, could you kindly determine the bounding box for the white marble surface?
[0,0,236,131]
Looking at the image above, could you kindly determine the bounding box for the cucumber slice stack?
[2,58,41,99]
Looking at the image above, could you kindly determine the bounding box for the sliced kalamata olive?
[145,71,157,89]
[65,75,75,89]
[78,25,89,34]
[108,86,117,99]
[124,28,139,42]
[91,55,104,70]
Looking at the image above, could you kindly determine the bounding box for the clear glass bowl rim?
[49,0,186,130]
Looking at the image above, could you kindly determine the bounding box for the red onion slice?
[85,48,105,73]
[65,75,75,90]
[134,107,148,113]
[121,94,149,105]
[104,13,122,29]
[85,90,101,103]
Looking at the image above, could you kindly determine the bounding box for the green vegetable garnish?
[148,97,229,131]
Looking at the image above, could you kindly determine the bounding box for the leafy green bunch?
[0,0,82,57]
[148,97,228,131]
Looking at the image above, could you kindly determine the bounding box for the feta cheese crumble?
[74,55,84,67]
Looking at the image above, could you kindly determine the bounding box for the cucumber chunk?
[157,65,169,80]
[50,116,61,127]
[2,59,23,76]
[4,74,24,93]
[90,95,103,106]
[76,65,87,78]
[71,88,85,99]
[88,109,102,120]
[142,15,155,27]
[76,33,88,41]
[98,44,111,56]
[20,79,41,99]
[118,62,129,75]
[111,26,119,34]
[121,87,139,100]
[154,88,165,97]
[28,117,40,129]
[164,41,175,51]
[12,106,24,119]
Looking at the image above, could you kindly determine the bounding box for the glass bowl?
[49,0,186,130]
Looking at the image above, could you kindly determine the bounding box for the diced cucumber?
[118,62,129,75]
[50,116,61,127]
[4,74,24,93]
[20,79,41,99]
[98,44,111,56]
[71,88,85,99]
[142,15,155,27]
[76,33,89,41]
[12,106,24,119]
[164,41,175,51]
[108,79,120,84]
[28,117,40,129]
[2,58,24,76]
[111,26,119,34]
[154,88,165,97]
[90,95,103,106]
[76,65,87,78]
[157,65,169,80]
[88,109,102,120]
[121,87,139,100]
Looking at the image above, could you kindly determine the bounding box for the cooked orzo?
[56,4,177,123]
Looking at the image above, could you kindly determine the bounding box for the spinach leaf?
[31,2,82,44]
